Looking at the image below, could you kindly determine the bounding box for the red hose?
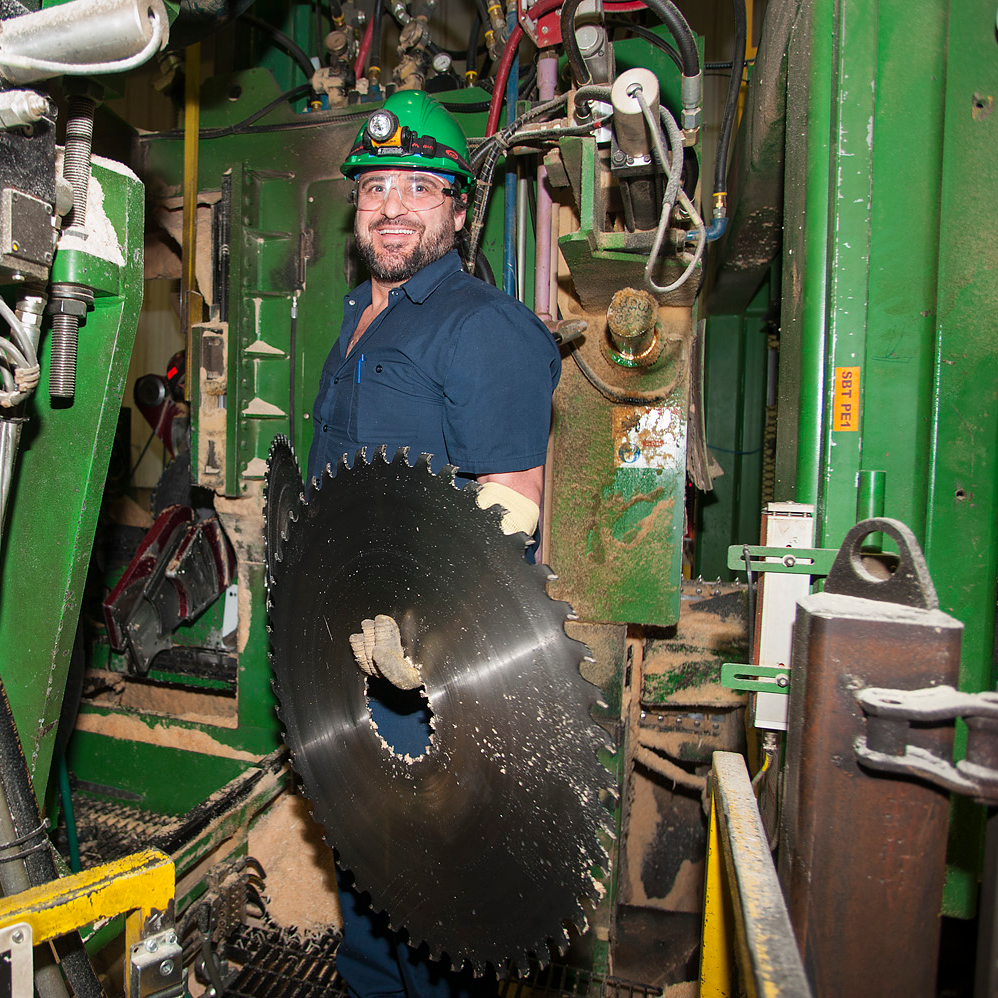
[354,16,373,79]
[484,0,647,136]
[485,23,524,136]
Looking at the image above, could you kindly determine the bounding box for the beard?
[355,209,458,284]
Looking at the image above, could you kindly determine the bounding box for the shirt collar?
[342,249,463,310]
[399,250,464,304]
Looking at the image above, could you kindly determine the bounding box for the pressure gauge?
[367,109,398,142]
[432,51,452,74]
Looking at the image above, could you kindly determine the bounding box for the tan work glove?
[476,482,540,537]
[349,614,421,689]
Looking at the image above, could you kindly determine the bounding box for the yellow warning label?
[833,366,861,431]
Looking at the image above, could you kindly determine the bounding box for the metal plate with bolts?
[0,922,33,998]
[129,927,183,998]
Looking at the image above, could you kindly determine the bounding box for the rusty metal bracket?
[855,684,998,803]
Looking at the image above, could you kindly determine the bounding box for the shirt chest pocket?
[356,357,444,444]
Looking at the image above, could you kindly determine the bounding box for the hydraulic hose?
[484,22,522,135]
[241,13,316,82]
[707,0,746,240]
[466,10,482,82]
[503,6,519,297]
[366,0,384,75]
[354,15,373,77]
[605,17,681,71]
[560,0,590,84]
[641,0,698,76]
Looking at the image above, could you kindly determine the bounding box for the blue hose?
[502,7,518,297]
[58,751,81,873]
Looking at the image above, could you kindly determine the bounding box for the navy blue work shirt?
[306,250,560,485]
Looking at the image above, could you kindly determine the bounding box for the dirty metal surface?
[269,448,614,972]
[779,585,962,997]
[701,751,812,998]
[548,354,685,627]
[641,585,749,707]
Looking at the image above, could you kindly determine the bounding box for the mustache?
[368,216,425,233]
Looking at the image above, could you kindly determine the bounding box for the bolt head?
[144,939,158,953]
[11,930,23,944]
[159,960,174,977]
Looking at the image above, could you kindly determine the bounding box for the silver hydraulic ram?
[0,0,167,84]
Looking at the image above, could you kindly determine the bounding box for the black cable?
[471,0,490,34]
[367,0,384,73]
[438,99,493,112]
[241,13,317,83]
[560,0,591,84]
[641,0,699,76]
[467,10,482,74]
[714,0,746,197]
[606,17,682,71]
[314,0,325,66]
[138,85,377,141]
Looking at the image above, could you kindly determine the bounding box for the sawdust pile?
[249,792,342,935]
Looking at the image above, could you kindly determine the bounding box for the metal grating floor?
[221,921,660,998]
[224,923,345,998]
[500,966,663,998]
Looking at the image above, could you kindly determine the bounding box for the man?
[305,91,561,998]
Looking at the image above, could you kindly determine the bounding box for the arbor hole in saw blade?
[365,674,434,760]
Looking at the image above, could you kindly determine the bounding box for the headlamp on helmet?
[366,109,399,144]
[342,91,476,191]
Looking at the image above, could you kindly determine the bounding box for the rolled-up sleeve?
[442,301,561,475]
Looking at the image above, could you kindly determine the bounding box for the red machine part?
[516,0,646,49]
[103,504,236,673]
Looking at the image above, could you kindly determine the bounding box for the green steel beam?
[0,160,144,802]
[925,0,998,914]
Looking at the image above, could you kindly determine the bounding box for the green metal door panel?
[0,160,144,800]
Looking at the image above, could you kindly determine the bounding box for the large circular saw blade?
[268,446,614,973]
[264,435,303,588]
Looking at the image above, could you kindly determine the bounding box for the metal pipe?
[856,469,886,550]
[516,172,528,302]
[0,0,166,84]
[794,0,834,513]
[533,50,557,320]
[502,5,518,298]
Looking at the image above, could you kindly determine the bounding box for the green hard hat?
[340,90,475,190]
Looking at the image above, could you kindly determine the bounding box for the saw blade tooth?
[437,464,457,485]
[353,446,369,467]
[373,443,390,463]
[414,451,433,472]
[390,446,412,466]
